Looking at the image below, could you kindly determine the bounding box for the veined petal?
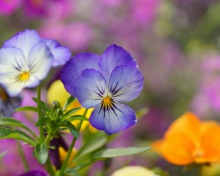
[61,53,100,96]
[0,47,27,96]
[90,102,137,134]
[43,39,71,67]
[99,44,137,80]
[73,69,106,108]
[3,29,41,58]
[27,41,53,81]
[108,65,144,102]
[0,47,26,74]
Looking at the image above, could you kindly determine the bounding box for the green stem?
[37,85,44,142]
[45,133,53,146]
[17,140,29,171]
[46,157,55,176]
[59,109,88,176]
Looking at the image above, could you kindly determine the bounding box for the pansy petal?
[43,39,71,67]
[0,47,26,74]
[160,133,194,165]
[73,69,106,108]
[27,41,53,81]
[61,53,100,96]
[90,102,137,134]
[3,29,41,58]
[0,47,27,96]
[99,44,137,79]
[108,65,144,102]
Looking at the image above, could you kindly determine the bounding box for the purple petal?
[98,44,137,79]
[60,53,100,96]
[43,39,71,67]
[17,170,47,176]
[108,65,144,102]
[3,29,41,59]
[89,102,137,134]
[73,69,106,108]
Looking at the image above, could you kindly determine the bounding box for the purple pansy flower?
[61,44,144,134]
[17,170,47,176]
[0,29,71,97]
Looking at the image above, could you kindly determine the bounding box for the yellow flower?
[153,112,220,165]
[59,147,77,168]
[111,166,159,176]
[47,80,96,132]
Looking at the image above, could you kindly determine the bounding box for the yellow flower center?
[103,96,113,108]
[18,71,30,82]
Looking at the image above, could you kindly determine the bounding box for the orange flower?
[153,112,220,165]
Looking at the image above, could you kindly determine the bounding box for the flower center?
[193,148,204,158]
[103,96,113,108]
[18,71,30,82]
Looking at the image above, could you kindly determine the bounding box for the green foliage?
[0,127,36,146]
[65,168,80,176]
[74,132,108,161]
[34,143,48,164]
[93,147,151,159]
[65,121,79,139]
[15,106,38,112]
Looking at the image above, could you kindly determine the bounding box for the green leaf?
[65,121,79,139]
[93,147,151,159]
[62,108,81,120]
[136,107,149,119]
[32,97,50,112]
[74,133,107,161]
[67,115,88,121]
[0,128,36,146]
[65,168,80,176]
[34,143,48,164]
[0,117,38,139]
[35,117,49,126]
[62,96,75,111]
[15,106,38,112]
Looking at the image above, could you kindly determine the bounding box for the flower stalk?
[37,85,45,143]
[59,109,88,176]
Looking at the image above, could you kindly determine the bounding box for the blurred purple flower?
[39,22,92,51]
[61,44,144,134]
[191,55,220,118]
[23,0,73,19]
[17,170,47,176]
[0,139,45,175]
[130,0,161,24]
[0,0,22,16]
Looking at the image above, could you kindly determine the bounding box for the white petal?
[27,41,53,80]
[3,29,41,58]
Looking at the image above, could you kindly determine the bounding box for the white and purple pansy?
[61,44,144,134]
[0,29,71,97]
